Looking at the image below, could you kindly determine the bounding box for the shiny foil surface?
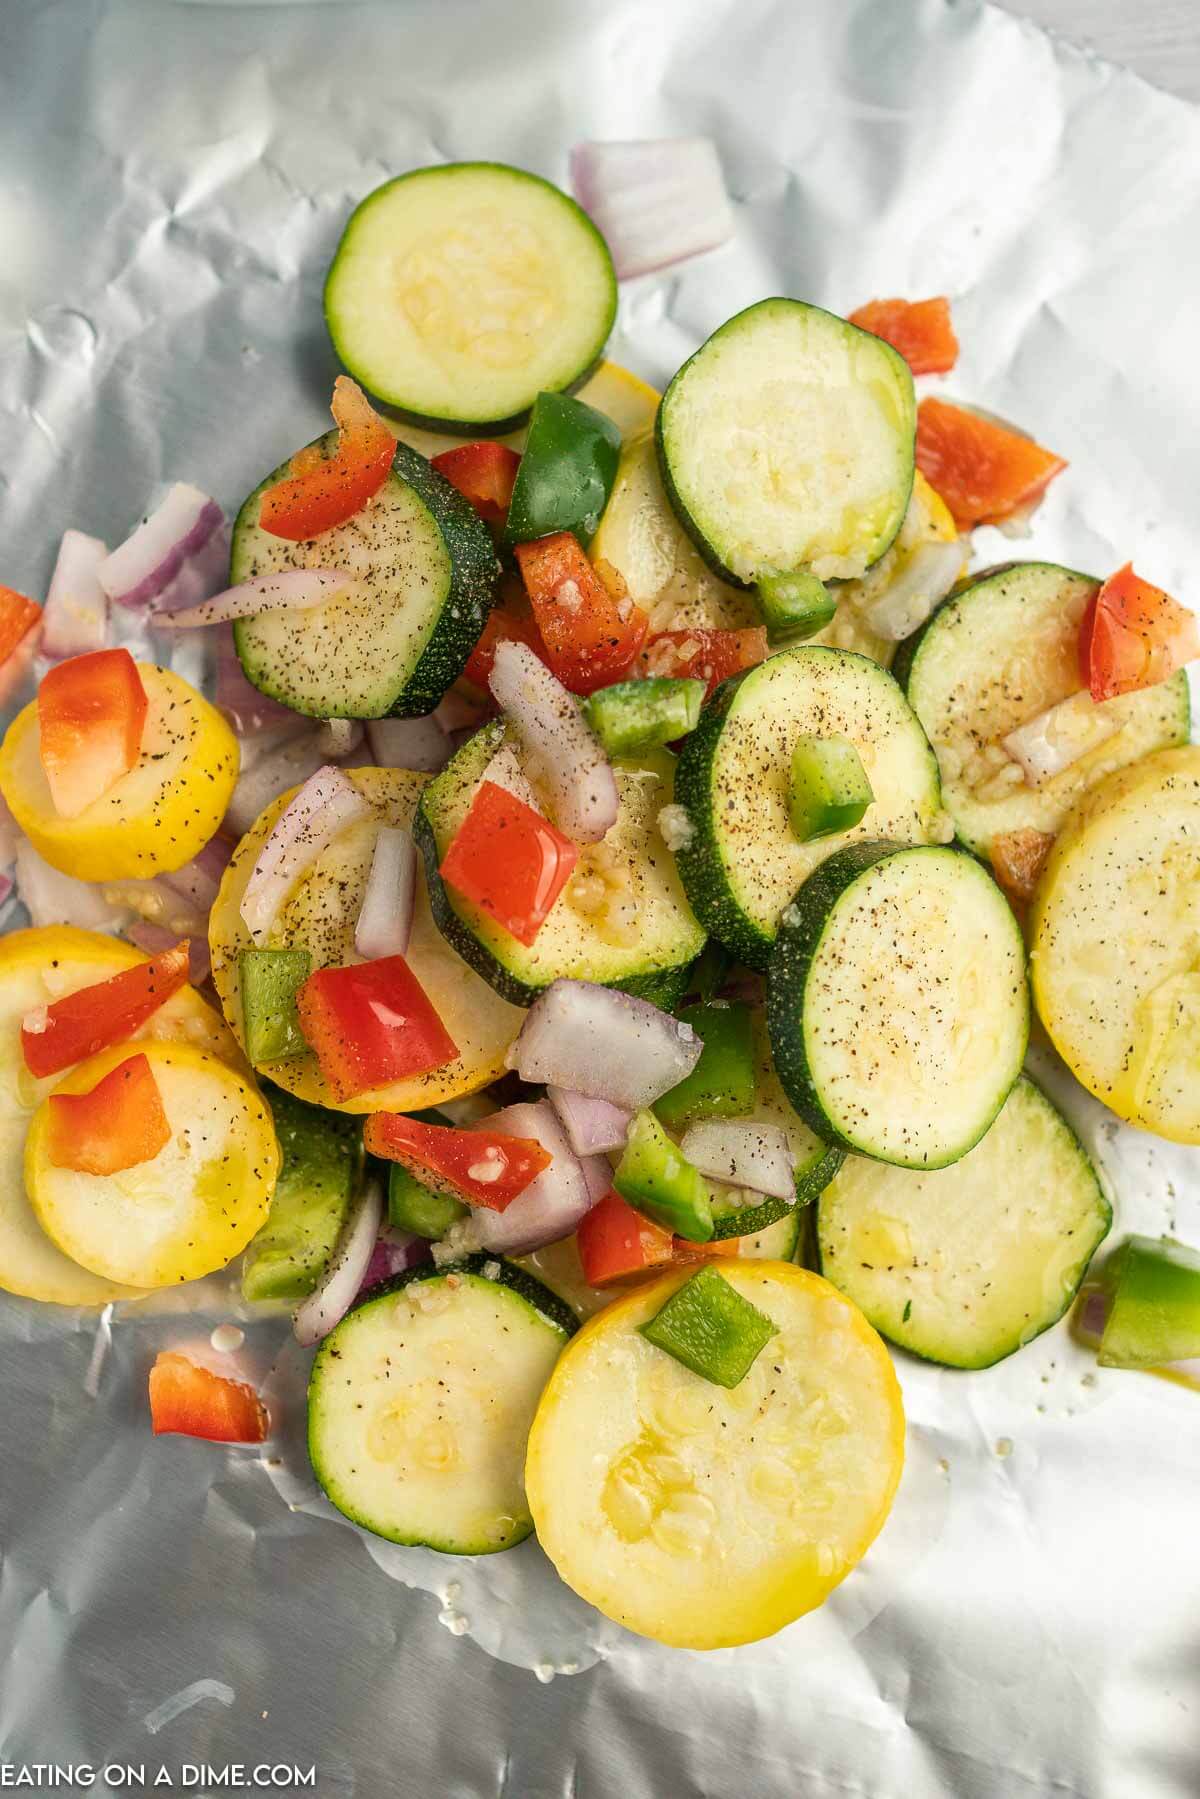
[2,1,1199,1794]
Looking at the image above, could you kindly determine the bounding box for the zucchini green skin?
[352,1254,579,1340]
[709,1142,844,1241]
[242,1088,362,1302]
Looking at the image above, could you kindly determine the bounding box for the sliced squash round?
[525,1260,905,1648]
[209,766,523,1113]
[25,1039,279,1289]
[0,664,238,882]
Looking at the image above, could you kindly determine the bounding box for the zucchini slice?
[308,1261,572,1554]
[525,1260,904,1647]
[894,561,1190,855]
[324,163,617,432]
[674,645,945,969]
[241,1088,361,1303]
[1031,747,1200,1143]
[768,842,1029,1169]
[231,436,497,720]
[209,767,523,1114]
[656,299,916,588]
[818,1077,1110,1368]
[416,722,706,1007]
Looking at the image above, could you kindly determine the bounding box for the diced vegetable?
[292,1179,384,1346]
[21,939,190,1078]
[914,397,1066,530]
[860,538,964,642]
[99,484,227,616]
[297,955,459,1101]
[754,572,836,640]
[488,640,620,842]
[354,825,417,960]
[388,1158,468,1240]
[788,735,874,841]
[570,137,734,281]
[242,1088,361,1302]
[513,532,648,695]
[37,648,148,820]
[149,1352,268,1444]
[1001,688,1121,786]
[0,585,43,664]
[637,626,767,696]
[510,979,703,1109]
[238,948,312,1063]
[439,779,578,947]
[364,1112,552,1210]
[430,442,521,527]
[848,296,959,376]
[240,764,373,947]
[365,714,450,775]
[641,1262,776,1387]
[582,677,704,755]
[1090,1235,1200,1369]
[679,1119,795,1202]
[260,378,394,541]
[163,568,354,629]
[614,1108,713,1243]
[576,1185,676,1286]
[464,607,547,690]
[653,1002,755,1129]
[44,1051,170,1175]
[505,392,621,546]
[465,1100,597,1255]
[989,828,1054,906]
[1078,563,1200,704]
[546,1086,632,1157]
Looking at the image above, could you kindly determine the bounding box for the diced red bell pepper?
[21,941,191,1079]
[149,1351,268,1443]
[259,376,395,541]
[439,780,578,946]
[848,296,959,376]
[576,1188,677,1287]
[914,397,1066,531]
[295,955,459,1101]
[990,829,1054,907]
[0,585,43,665]
[37,647,148,820]
[636,627,768,697]
[45,1051,171,1175]
[364,1112,552,1210]
[464,607,549,690]
[1078,563,1200,704]
[431,442,521,527]
[514,532,649,695]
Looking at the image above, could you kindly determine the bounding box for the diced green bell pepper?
[788,735,874,841]
[239,948,312,1063]
[614,1109,714,1242]
[755,571,837,640]
[641,1264,777,1387]
[654,1003,755,1130]
[583,677,705,756]
[241,1087,362,1302]
[504,391,621,545]
[1097,1235,1200,1368]
[388,1163,469,1239]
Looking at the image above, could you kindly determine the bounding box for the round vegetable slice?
[209,767,523,1113]
[389,359,660,464]
[1030,746,1200,1142]
[324,163,617,432]
[24,1039,279,1288]
[525,1260,904,1648]
[818,1077,1110,1368]
[0,663,238,882]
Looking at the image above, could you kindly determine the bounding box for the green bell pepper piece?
[654,1003,755,1130]
[614,1109,713,1242]
[388,1164,468,1239]
[504,391,621,545]
[583,677,705,755]
[788,734,874,841]
[641,1264,777,1387]
[239,948,312,1063]
[755,572,837,641]
[241,1088,361,1302]
[1097,1235,1200,1368]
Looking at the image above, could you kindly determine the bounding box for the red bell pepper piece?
[431,442,521,527]
[149,1351,268,1443]
[0,585,43,665]
[259,377,395,541]
[364,1112,552,1210]
[21,941,191,1079]
[37,646,148,819]
[576,1188,677,1287]
[513,532,649,694]
[464,607,549,690]
[848,296,959,376]
[1078,563,1200,704]
[45,1051,171,1175]
[914,397,1066,531]
[636,627,768,696]
[295,955,459,1101]
[439,780,578,946]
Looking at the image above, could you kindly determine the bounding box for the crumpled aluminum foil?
[2,1,1199,1793]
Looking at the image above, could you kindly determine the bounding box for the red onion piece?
[354,825,416,960]
[240,765,372,946]
[433,687,491,735]
[570,137,734,281]
[214,626,303,737]
[99,483,227,613]
[126,919,211,985]
[579,1152,614,1205]
[1002,691,1119,786]
[293,1181,384,1346]
[16,838,130,932]
[679,1119,796,1202]
[470,1100,597,1254]
[224,731,339,837]
[366,715,450,774]
[481,741,538,809]
[511,979,701,1110]
[1075,1287,1109,1348]
[161,568,353,629]
[161,834,234,915]
[488,640,618,843]
[358,1228,428,1293]
[864,539,964,642]
[42,529,109,659]
[547,1086,632,1156]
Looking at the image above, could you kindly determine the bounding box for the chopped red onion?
[481,741,539,809]
[240,765,372,946]
[470,1101,597,1254]
[366,714,450,774]
[161,568,353,629]
[1002,690,1119,786]
[570,138,735,281]
[864,539,964,642]
[225,731,338,837]
[433,687,491,735]
[354,825,416,960]
[42,529,109,659]
[489,641,618,842]
[161,834,234,915]
[316,718,364,759]
[579,1152,615,1205]
[293,1180,384,1346]
[15,838,130,931]
[214,626,303,737]
[547,1086,632,1156]
[358,1227,427,1293]
[99,483,227,613]
[679,1119,796,1201]
[126,919,211,985]
[511,979,701,1110]
[1075,1287,1109,1347]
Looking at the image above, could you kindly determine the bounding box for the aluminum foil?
[3,1,1200,1793]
